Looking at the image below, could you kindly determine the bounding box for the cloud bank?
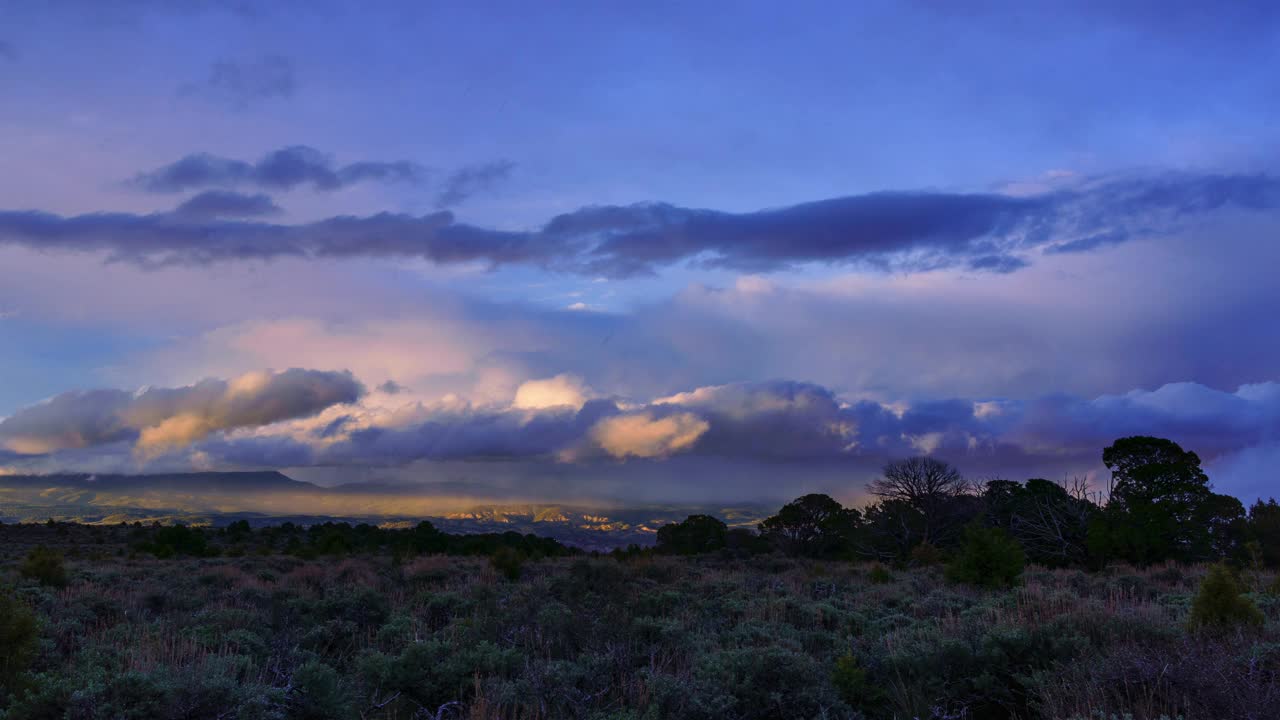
[6,371,1278,502]
[4,171,1277,276]
[0,369,363,456]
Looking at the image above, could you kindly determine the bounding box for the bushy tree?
[1189,563,1263,631]
[655,514,728,555]
[759,494,860,558]
[1091,436,1220,564]
[946,524,1025,589]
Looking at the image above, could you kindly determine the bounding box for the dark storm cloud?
[173,190,281,219]
[435,160,516,208]
[132,146,427,193]
[0,369,363,455]
[180,54,296,109]
[5,171,1279,276]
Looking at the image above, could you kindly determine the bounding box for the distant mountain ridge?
[0,471,773,550]
[0,471,313,493]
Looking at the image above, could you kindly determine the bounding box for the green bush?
[291,660,353,719]
[1189,563,1264,630]
[0,588,40,694]
[683,646,849,719]
[490,546,524,581]
[867,564,893,584]
[19,546,68,588]
[831,654,885,709]
[946,525,1025,589]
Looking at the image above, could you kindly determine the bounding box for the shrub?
[946,525,1025,589]
[831,654,885,709]
[290,661,353,719]
[683,646,849,719]
[19,546,68,588]
[1188,563,1264,630]
[490,546,524,581]
[867,564,893,584]
[909,541,944,566]
[0,588,39,693]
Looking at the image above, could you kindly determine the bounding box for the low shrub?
[0,588,39,694]
[19,546,68,588]
[490,546,524,581]
[868,564,893,584]
[1188,563,1264,631]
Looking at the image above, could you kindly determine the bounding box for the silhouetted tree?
[759,494,861,558]
[983,478,1096,567]
[1090,436,1218,564]
[859,499,928,561]
[1196,492,1248,561]
[655,515,728,555]
[1247,498,1280,567]
[868,457,974,546]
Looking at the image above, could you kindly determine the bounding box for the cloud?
[582,411,708,459]
[513,374,591,410]
[173,190,282,219]
[4,170,1277,276]
[194,378,1280,473]
[376,380,407,395]
[7,373,1280,500]
[181,54,296,109]
[0,369,363,456]
[132,145,427,194]
[435,160,515,208]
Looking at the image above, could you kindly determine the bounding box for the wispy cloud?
[179,54,296,110]
[435,160,515,208]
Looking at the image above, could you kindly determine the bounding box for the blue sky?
[1,1,1279,503]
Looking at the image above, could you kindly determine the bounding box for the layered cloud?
[5,171,1277,276]
[131,145,425,194]
[173,191,282,219]
[0,369,363,457]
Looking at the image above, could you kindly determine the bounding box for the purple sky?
[1,1,1279,504]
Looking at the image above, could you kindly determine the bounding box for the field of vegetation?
[1,436,1278,720]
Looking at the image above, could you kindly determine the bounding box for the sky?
[1,0,1279,505]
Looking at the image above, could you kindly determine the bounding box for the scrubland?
[1,525,1277,720]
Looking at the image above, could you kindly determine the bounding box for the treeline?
[655,436,1280,574]
[119,519,574,563]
